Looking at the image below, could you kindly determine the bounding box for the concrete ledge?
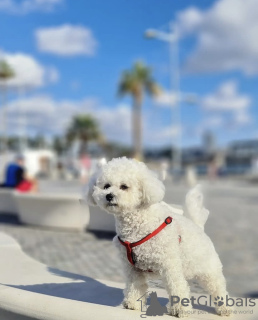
[0,232,256,320]
[87,206,116,232]
[0,187,183,233]
[14,193,89,231]
[0,232,143,320]
[0,189,18,214]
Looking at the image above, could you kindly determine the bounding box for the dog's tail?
[184,184,209,230]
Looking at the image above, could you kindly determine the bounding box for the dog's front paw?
[215,304,232,317]
[122,298,142,311]
[214,296,233,316]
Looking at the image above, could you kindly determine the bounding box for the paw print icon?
[214,296,224,307]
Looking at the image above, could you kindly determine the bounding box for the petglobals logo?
[171,295,256,316]
[171,295,256,308]
[137,292,256,318]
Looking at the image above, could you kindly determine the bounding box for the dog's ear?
[84,172,98,206]
[141,170,165,207]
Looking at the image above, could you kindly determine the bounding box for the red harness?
[118,216,181,271]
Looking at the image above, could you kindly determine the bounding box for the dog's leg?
[161,259,191,318]
[122,265,148,311]
[196,271,232,316]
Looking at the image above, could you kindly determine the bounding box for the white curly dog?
[86,157,231,317]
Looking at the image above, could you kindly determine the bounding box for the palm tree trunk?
[132,95,143,160]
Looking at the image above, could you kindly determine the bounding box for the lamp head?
[144,29,157,39]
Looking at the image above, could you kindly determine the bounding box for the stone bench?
[0,186,184,233]
[14,193,89,231]
[0,232,152,320]
[87,205,116,232]
[0,189,18,214]
[0,232,254,320]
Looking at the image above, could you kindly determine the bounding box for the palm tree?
[0,60,14,81]
[0,60,15,152]
[118,61,160,160]
[66,115,101,155]
[52,136,66,155]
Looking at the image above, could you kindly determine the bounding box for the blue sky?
[0,0,257,149]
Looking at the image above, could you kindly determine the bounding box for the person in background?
[79,154,91,184]
[208,158,218,181]
[0,155,38,192]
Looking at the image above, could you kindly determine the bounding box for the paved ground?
[0,179,257,298]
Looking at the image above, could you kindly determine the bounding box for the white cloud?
[154,92,178,107]
[3,95,91,135]
[155,127,174,139]
[199,81,252,133]
[2,88,252,146]
[35,24,97,56]
[1,95,131,143]
[45,66,59,83]
[0,51,59,88]
[142,115,182,147]
[0,0,63,14]
[177,0,258,75]
[203,116,224,129]
[234,111,252,126]
[186,116,225,139]
[177,7,203,36]
[202,81,251,112]
[95,104,131,143]
[1,94,182,147]
[154,90,198,107]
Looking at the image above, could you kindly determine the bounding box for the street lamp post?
[17,86,28,152]
[145,22,182,173]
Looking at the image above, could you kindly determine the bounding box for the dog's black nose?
[106,193,114,202]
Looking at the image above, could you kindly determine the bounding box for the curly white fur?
[85,157,231,317]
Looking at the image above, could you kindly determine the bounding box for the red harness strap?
[118,216,180,268]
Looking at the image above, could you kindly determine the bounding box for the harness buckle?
[165,216,173,224]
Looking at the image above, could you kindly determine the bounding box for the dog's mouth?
[107,203,118,207]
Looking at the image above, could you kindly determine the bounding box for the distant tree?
[118,61,160,160]
[7,136,19,150]
[103,142,133,158]
[52,136,66,155]
[0,60,15,151]
[27,135,46,149]
[66,115,101,155]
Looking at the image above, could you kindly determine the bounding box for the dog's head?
[85,157,165,215]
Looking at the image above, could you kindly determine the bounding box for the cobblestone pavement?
[0,179,257,297]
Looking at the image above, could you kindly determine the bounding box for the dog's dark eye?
[120,184,128,190]
[104,183,111,189]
